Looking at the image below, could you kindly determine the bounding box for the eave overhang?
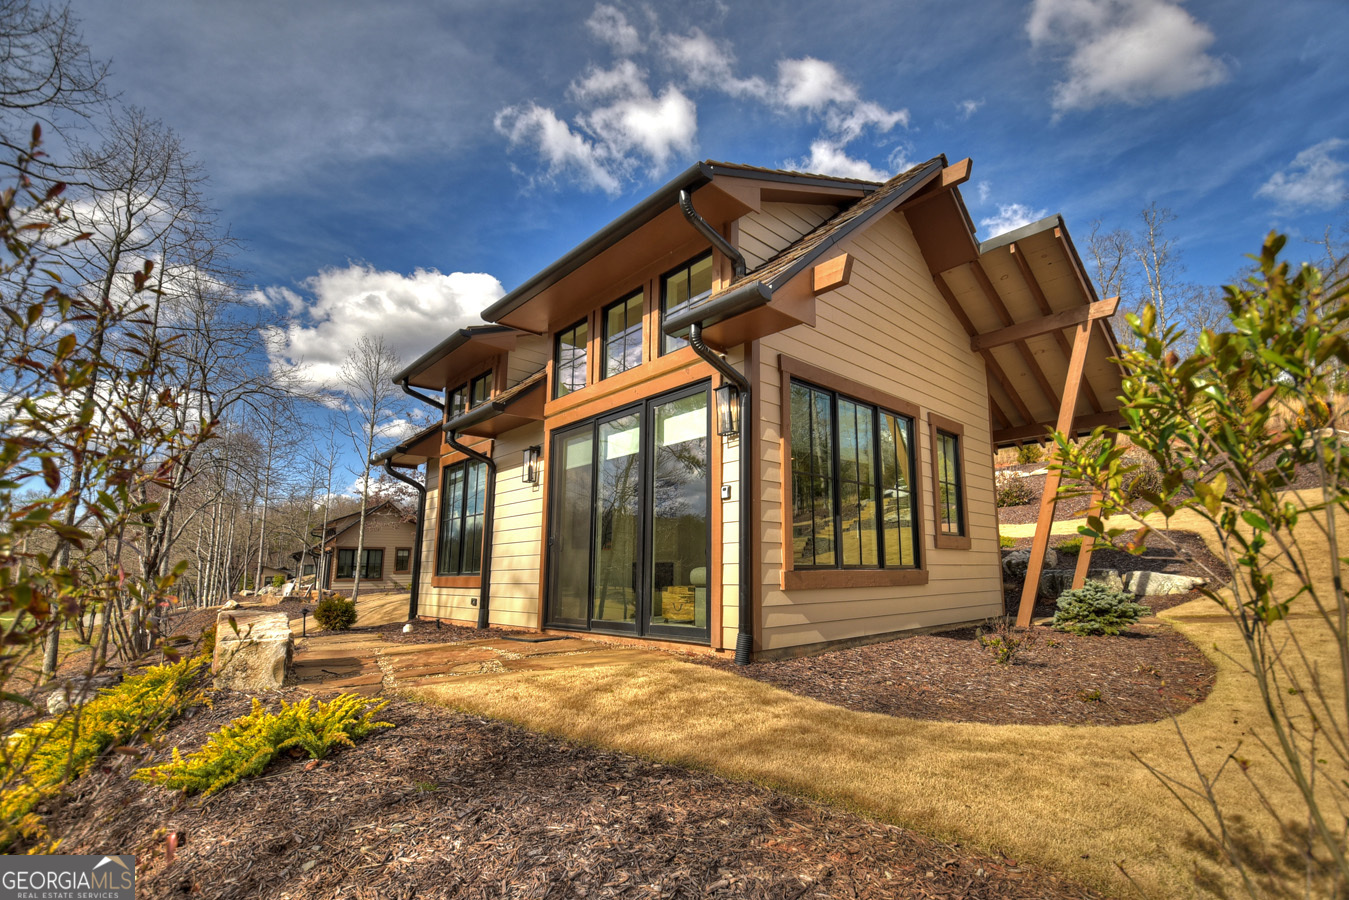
[441,369,546,439]
[394,325,518,390]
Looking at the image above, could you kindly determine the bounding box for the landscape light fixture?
[715,383,740,437]
[522,445,542,484]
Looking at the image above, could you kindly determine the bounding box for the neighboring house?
[377,157,1126,660]
[296,502,418,595]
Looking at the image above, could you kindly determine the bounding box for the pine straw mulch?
[685,620,1214,727]
[47,692,1108,900]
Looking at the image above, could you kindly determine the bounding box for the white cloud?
[1256,139,1349,213]
[497,7,909,193]
[979,203,1049,236]
[496,76,697,196]
[260,265,504,390]
[957,99,983,119]
[1028,0,1227,111]
[791,140,890,182]
[586,4,643,56]
[976,181,992,204]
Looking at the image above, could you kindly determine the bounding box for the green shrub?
[995,473,1036,507]
[271,575,285,589]
[1,658,204,849]
[198,624,217,660]
[313,596,357,630]
[135,694,393,797]
[1016,444,1044,464]
[975,621,1035,664]
[999,534,1016,549]
[1056,537,1083,555]
[1052,581,1151,636]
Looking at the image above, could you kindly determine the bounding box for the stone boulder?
[212,609,293,691]
[1002,548,1058,578]
[1038,568,1127,599]
[1123,571,1206,596]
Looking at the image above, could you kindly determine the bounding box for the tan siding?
[755,209,1003,653]
[328,506,417,595]
[738,203,838,269]
[485,422,545,628]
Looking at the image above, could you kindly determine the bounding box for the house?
[295,502,419,595]
[375,157,1127,661]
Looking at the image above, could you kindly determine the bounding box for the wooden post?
[1015,318,1094,627]
[1070,432,1117,590]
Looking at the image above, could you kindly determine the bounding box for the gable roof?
[662,157,945,336]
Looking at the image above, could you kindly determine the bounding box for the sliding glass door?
[545,382,711,641]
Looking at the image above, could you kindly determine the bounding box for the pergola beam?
[970,261,1061,412]
[1008,243,1105,415]
[971,296,1119,352]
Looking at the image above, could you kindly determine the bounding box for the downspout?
[378,454,426,621]
[679,188,754,664]
[688,324,753,665]
[679,189,747,279]
[444,429,496,630]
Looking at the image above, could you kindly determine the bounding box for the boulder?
[1123,571,1206,596]
[212,609,293,691]
[1002,548,1058,578]
[46,691,69,716]
[1039,568,1127,599]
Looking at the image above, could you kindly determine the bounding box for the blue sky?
[73,0,1349,386]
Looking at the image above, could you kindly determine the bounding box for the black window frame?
[601,289,644,379]
[436,458,488,576]
[660,251,714,355]
[554,317,589,398]
[447,384,469,418]
[469,372,492,408]
[394,547,411,573]
[788,377,921,572]
[335,548,383,580]
[929,414,971,550]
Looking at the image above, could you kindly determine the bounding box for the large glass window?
[661,253,714,354]
[546,384,711,640]
[554,319,588,398]
[789,379,919,570]
[603,290,644,379]
[436,459,488,576]
[335,548,383,579]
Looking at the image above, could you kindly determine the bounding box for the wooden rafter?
[981,347,1035,426]
[970,261,1060,412]
[1009,243,1104,414]
[934,270,1028,430]
[1016,317,1094,628]
[993,410,1123,446]
[972,297,1119,352]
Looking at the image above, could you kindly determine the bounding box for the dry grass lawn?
[409,495,1345,899]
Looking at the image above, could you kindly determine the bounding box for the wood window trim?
[394,547,411,573]
[777,354,929,589]
[929,413,972,550]
[431,574,481,589]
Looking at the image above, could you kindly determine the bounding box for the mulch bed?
[48,694,1108,900]
[686,621,1214,727]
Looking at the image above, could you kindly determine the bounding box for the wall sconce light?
[715,383,740,437]
[522,445,542,484]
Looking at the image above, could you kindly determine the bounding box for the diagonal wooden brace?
[1015,318,1094,628]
